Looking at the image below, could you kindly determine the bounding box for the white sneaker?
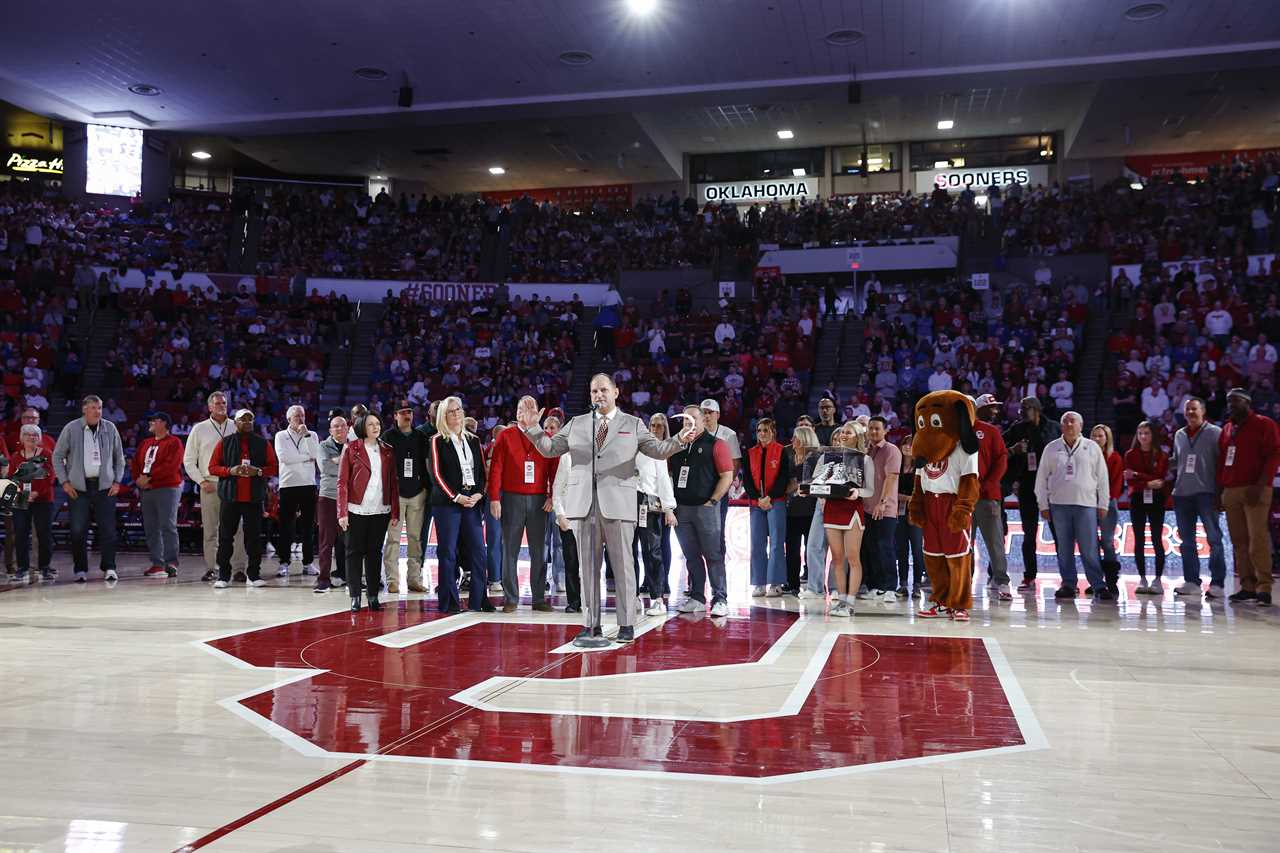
[878,589,898,603]
[675,598,703,613]
[766,585,783,597]
[829,601,852,617]
[276,564,290,577]
[331,577,346,588]
[212,580,229,589]
[797,588,819,599]
[104,569,118,582]
[856,588,878,600]
[302,564,319,576]
[709,601,729,617]
[646,599,667,616]
[1207,584,1225,599]
[1174,582,1202,596]
[250,579,267,588]
[750,585,766,597]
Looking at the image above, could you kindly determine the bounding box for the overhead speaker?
[847,82,861,105]
[397,86,413,108]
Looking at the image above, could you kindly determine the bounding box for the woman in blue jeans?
[744,418,793,596]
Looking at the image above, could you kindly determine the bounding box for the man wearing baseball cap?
[132,411,185,578]
[1219,388,1280,606]
[700,398,741,560]
[972,395,1012,599]
[1002,395,1060,591]
[382,400,430,594]
[208,409,279,588]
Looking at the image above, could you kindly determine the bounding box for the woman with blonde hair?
[429,396,494,613]
[1090,423,1124,595]
[785,424,820,594]
[822,422,876,616]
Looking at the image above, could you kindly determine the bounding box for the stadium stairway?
[44,298,98,436]
[832,314,867,407]
[1087,293,1135,434]
[566,309,600,416]
[805,313,847,411]
[319,301,384,412]
[1075,295,1112,429]
[45,304,120,437]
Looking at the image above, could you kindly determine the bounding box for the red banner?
[1125,148,1280,179]
[481,183,631,208]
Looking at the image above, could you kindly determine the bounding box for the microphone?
[589,402,599,411]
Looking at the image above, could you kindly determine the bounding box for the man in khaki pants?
[382,401,429,593]
[1220,388,1280,608]
[183,391,247,582]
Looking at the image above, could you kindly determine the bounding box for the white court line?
[197,612,1048,784]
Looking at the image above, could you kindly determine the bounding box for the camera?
[0,455,49,518]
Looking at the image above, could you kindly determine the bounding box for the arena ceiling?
[2,0,1279,190]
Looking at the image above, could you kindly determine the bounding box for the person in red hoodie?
[488,396,558,613]
[10,424,56,581]
[1124,421,1170,595]
[132,412,186,578]
[1090,423,1125,596]
[972,395,1011,599]
[1220,388,1280,606]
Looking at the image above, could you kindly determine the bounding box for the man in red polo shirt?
[1220,388,1280,607]
[972,395,1011,599]
[132,412,186,578]
[489,396,558,613]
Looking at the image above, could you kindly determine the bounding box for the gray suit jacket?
[525,410,684,521]
[53,417,126,491]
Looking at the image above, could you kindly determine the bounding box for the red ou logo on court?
[203,606,1043,781]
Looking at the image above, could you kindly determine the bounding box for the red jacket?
[1123,447,1168,500]
[1218,412,1280,488]
[9,445,54,503]
[131,434,185,489]
[1105,451,1124,502]
[337,440,400,523]
[486,426,556,501]
[743,440,791,506]
[974,420,1008,502]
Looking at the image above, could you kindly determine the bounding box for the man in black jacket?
[383,400,430,593]
[209,409,279,588]
[1002,397,1060,590]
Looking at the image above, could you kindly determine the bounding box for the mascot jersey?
[916,444,979,558]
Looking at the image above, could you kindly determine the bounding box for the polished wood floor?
[1,549,1277,853]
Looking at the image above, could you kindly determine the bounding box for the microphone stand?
[576,401,612,649]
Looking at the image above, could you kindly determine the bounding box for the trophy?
[798,446,867,499]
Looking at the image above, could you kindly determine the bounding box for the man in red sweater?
[1220,389,1280,606]
[489,396,558,612]
[132,412,186,578]
[972,395,1012,599]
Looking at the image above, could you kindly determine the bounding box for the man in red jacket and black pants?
[489,398,558,612]
[209,409,279,588]
[972,395,1012,600]
[133,412,186,578]
[1220,388,1280,607]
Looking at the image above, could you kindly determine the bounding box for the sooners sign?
[203,607,1040,781]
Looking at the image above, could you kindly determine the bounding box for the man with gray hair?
[274,404,321,577]
[52,395,125,582]
[183,391,247,582]
[1033,410,1111,601]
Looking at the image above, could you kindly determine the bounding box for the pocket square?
[618,430,632,435]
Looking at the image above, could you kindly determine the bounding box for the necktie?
[596,417,608,449]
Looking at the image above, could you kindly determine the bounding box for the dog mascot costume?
[907,390,981,621]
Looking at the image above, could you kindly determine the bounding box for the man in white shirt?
[701,399,742,560]
[1033,411,1111,601]
[1204,301,1233,345]
[1249,333,1278,365]
[927,367,953,392]
[274,405,321,576]
[1049,371,1074,410]
[714,320,736,346]
[183,391,247,582]
[1140,378,1171,421]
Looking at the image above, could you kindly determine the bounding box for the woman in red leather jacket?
[338,413,399,612]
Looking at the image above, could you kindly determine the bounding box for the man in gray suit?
[518,377,693,645]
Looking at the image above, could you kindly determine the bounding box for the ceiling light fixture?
[489,166,506,175]
[1124,3,1168,21]
[372,175,386,180]
[558,50,594,66]
[937,119,954,130]
[777,129,794,139]
[934,160,951,169]
[1130,181,1144,190]
[792,168,806,177]
[127,83,162,96]
[191,151,212,160]
[353,67,389,81]
[824,28,865,46]
[626,0,658,15]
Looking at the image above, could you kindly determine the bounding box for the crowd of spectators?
[367,285,581,427]
[102,281,351,428]
[1108,255,1280,450]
